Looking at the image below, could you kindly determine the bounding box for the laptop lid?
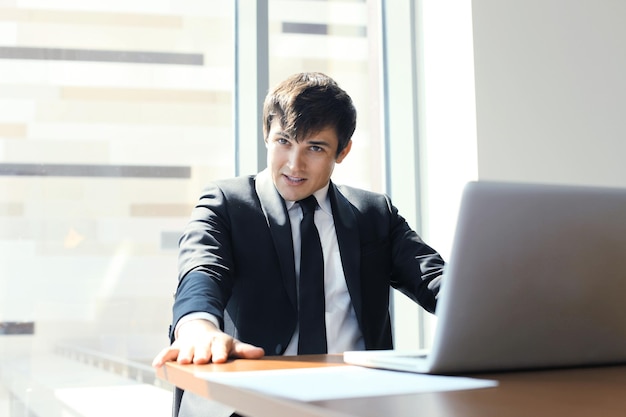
[346,181,626,374]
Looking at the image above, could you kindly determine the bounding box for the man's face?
[265,118,351,202]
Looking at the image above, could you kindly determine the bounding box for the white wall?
[472,0,626,187]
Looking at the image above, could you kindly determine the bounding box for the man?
[153,72,445,417]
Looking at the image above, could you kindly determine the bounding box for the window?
[0,3,234,415]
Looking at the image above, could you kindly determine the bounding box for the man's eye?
[277,138,289,145]
[310,146,323,152]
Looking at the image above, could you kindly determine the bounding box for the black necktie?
[297,195,327,354]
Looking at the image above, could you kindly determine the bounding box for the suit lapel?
[255,169,297,309]
[328,183,363,325]
[253,174,363,323]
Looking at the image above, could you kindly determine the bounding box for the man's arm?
[153,182,265,367]
[388,200,446,314]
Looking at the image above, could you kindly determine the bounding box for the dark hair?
[263,72,357,156]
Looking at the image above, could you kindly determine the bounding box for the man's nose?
[288,147,305,170]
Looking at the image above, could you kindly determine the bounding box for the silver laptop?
[345,180,626,374]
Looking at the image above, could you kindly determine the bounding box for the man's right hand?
[151,319,265,368]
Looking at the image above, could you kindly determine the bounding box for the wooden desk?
[156,355,626,417]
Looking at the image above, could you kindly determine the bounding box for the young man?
[153,72,445,417]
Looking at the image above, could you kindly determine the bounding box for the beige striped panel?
[0,7,183,28]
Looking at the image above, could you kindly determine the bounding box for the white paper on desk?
[196,365,498,402]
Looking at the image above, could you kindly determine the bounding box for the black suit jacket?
[171,169,445,354]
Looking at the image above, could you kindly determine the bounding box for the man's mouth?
[284,174,306,183]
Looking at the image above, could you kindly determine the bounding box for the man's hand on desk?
[151,319,265,368]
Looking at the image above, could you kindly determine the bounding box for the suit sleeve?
[387,198,445,314]
[171,183,234,341]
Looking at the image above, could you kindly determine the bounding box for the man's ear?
[335,140,352,164]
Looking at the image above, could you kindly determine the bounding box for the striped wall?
[0,2,236,350]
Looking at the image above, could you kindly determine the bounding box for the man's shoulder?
[206,174,257,197]
[197,175,259,208]
[213,174,255,188]
[332,183,394,219]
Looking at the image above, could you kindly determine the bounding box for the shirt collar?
[285,183,331,214]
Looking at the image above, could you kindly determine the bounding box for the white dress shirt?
[176,183,364,354]
[283,184,364,354]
